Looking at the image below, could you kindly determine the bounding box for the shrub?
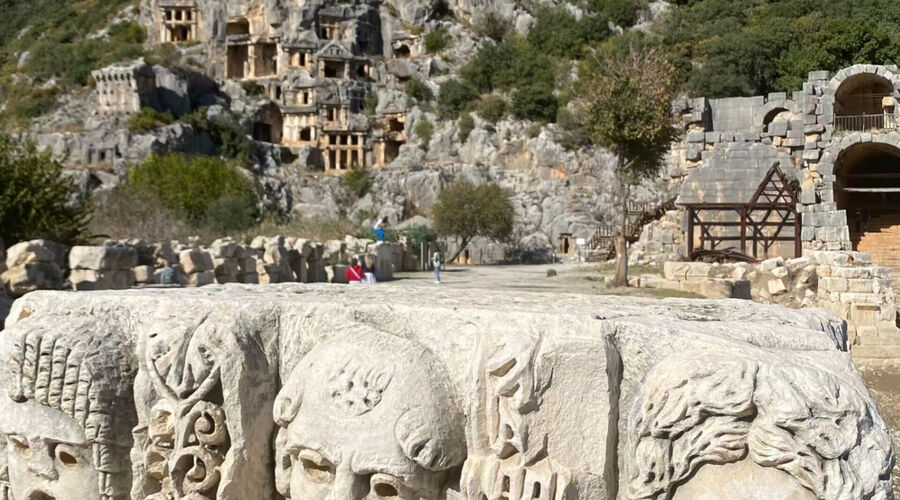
[594,0,639,27]
[414,118,434,149]
[437,79,477,118]
[183,109,252,162]
[424,27,451,53]
[458,112,475,142]
[475,95,507,123]
[241,81,266,96]
[342,163,372,198]
[511,82,558,122]
[89,187,195,242]
[432,181,514,262]
[405,78,433,102]
[0,136,90,245]
[527,6,590,59]
[365,92,379,112]
[126,153,258,225]
[474,12,511,41]
[145,43,180,67]
[127,107,175,133]
[404,224,438,256]
[0,83,59,126]
[203,195,258,234]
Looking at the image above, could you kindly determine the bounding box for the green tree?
[0,136,91,245]
[126,153,258,225]
[475,95,508,123]
[432,181,514,263]
[576,47,678,286]
[405,78,434,102]
[437,80,477,118]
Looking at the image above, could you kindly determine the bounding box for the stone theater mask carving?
[627,352,894,500]
[0,316,136,500]
[273,328,466,499]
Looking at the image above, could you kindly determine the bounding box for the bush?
[458,112,475,142]
[594,0,639,28]
[404,224,438,256]
[145,43,180,67]
[127,107,175,133]
[423,28,451,53]
[89,188,195,242]
[414,118,434,149]
[342,163,372,198]
[126,153,258,225]
[437,79,477,118]
[475,95,507,123]
[405,78,433,102]
[0,136,90,245]
[203,195,258,234]
[365,92,379,112]
[0,83,59,127]
[432,181,514,262]
[504,244,555,264]
[474,12,512,41]
[528,6,594,59]
[183,109,252,162]
[241,81,266,96]
[511,82,557,122]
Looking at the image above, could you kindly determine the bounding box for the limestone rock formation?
[0,285,889,498]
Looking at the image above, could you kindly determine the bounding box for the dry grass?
[88,189,215,243]
[237,217,360,243]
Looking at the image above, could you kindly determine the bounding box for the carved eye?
[370,473,406,499]
[9,436,31,458]
[55,445,80,468]
[296,449,335,484]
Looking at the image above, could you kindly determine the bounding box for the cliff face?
[21,0,676,258]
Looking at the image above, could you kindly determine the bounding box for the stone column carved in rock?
[0,315,137,500]
[273,327,466,499]
[130,311,275,500]
[626,351,894,500]
[461,333,575,500]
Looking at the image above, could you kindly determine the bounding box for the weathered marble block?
[0,285,892,500]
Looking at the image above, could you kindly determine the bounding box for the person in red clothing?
[346,258,364,284]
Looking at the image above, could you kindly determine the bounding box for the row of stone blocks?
[0,285,892,499]
[0,237,401,297]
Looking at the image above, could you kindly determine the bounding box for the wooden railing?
[587,198,677,260]
[834,114,897,132]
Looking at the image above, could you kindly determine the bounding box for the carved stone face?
[282,365,444,499]
[276,330,466,500]
[4,401,99,500]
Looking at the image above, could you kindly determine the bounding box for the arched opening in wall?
[835,73,894,132]
[762,107,791,135]
[394,45,411,58]
[835,143,900,264]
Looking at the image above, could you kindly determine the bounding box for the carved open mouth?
[27,490,55,500]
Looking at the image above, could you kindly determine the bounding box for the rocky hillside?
[2,0,900,259]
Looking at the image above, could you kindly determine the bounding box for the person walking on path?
[432,251,443,284]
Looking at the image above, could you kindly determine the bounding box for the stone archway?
[828,66,899,132]
[832,142,900,268]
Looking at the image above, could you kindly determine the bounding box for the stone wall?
[0,285,891,499]
[653,251,897,346]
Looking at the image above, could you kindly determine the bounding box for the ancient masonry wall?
[672,64,900,255]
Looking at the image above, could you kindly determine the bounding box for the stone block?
[214,258,240,279]
[238,273,259,284]
[685,262,712,278]
[185,270,215,287]
[759,257,784,272]
[663,261,690,281]
[679,278,734,299]
[0,262,63,297]
[70,269,135,291]
[134,265,155,284]
[847,278,874,293]
[5,240,58,268]
[210,239,240,258]
[375,243,395,281]
[69,246,138,271]
[767,121,788,137]
[821,277,848,293]
[767,278,787,295]
[180,249,214,274]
